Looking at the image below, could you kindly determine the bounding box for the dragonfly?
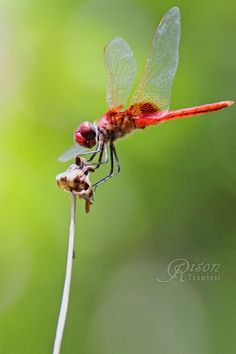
[59,7,233,189]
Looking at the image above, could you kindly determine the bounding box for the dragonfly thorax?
[98,110,136,141]
[74,121,97,148]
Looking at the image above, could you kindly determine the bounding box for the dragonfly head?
[74,121,97,148]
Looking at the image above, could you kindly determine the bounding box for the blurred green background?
[0,0,235,353]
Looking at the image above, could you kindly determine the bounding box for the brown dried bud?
[56,157,95,213]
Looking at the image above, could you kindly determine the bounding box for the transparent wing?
[131,7,180,113]
[105,37,137,109]
[58,144,90,162]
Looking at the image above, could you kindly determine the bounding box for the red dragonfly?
[59,7,233,189]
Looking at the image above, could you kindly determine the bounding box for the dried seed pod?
[56,157,95,213]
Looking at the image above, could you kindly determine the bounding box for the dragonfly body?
[59,7,233,189]
[75,100,233,147]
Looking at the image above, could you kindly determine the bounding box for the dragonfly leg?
[86,141,105,169]
[80,139,102,157]
[93,143,120,190]
[88,151,98,162]
[112,144,120,174]
[89,143,109,167]
[86,141,101,161]
[103,144,109,163]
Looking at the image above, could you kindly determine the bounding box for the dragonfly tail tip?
[227,100,234,107]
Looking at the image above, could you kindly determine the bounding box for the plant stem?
[53,192,76,354]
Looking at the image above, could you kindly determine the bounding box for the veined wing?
[105,37,137,109]
[58,144,90,162]
[131,7,180,114]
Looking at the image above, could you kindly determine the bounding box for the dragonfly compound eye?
[79,121,96,140]
[74,122,97,148]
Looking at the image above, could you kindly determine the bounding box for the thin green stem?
[53,192,76,354]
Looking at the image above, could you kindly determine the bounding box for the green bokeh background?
[0,0,235,353]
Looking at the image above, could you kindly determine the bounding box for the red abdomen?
[134,101,234,128]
